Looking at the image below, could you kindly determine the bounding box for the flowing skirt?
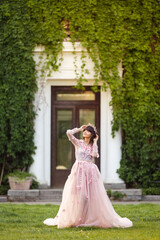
[43,160,133,228]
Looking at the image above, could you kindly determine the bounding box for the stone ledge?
[0,196,7,202]
[104,183,126,189]
[7,189,63,202]
[38,184,49,189]
[112,189,142,195]
[40,196,62,201]
[142,195,160,201]
[6,189,160,202]
[8,190,39,202]
[39,189,63,196]
[111,189,142,201]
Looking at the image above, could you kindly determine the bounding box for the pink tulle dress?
[43,128,133,229]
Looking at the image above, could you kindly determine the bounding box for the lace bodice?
[66,128,99,163]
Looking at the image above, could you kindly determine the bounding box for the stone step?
[8,190,39,202]
[7,189,63,202]
[104,183,126,189]
[111,189,142,201]
[39,189,63,201]
[0,196,7,202]
[7,188,144,202]
[142,195,160,201]
[39,189,63,196]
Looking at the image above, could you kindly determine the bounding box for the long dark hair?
[83,126,97,145]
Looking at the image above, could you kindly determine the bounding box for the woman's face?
[83,129,92,138]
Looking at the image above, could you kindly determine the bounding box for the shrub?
[142,188,160,196]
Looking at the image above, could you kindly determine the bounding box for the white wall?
[100,89,123,183]
[30,42,123,186]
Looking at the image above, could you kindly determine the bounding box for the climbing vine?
[0,0,37,188]
[0,0,160,189]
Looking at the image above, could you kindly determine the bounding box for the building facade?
[30,42,124,188]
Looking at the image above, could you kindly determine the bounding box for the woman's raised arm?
[66,127,82,146]
[91,135,99,158]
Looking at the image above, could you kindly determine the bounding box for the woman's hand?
[94,134,99,143]
[79,125,86,132]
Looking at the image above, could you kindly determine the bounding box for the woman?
[43,124,133,228]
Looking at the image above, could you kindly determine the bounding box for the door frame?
[51,86,100,187]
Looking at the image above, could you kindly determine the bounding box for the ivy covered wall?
[0,0,37,189]
[0,0,160,188]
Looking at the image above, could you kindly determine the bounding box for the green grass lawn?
[0,203,160,240]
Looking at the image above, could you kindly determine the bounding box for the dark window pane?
[56,110,72,170]
[79,109,95,138]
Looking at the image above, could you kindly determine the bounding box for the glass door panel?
[56,109,72,170]
[79,109,95,138]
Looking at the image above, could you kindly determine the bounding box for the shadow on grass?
[43,225,136,232]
